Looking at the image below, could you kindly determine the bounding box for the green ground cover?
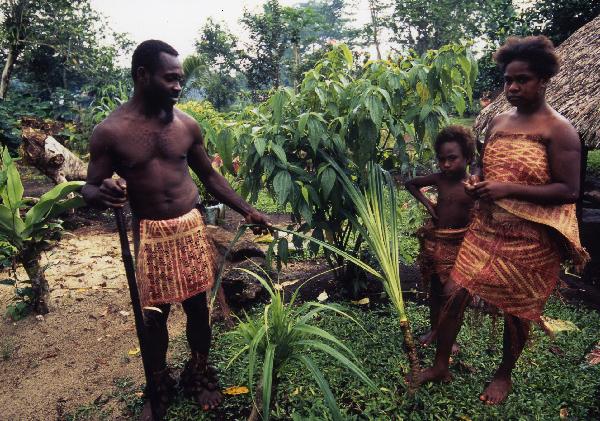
[69,297,600,420]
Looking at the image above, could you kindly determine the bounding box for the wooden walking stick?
[113,207,160,420]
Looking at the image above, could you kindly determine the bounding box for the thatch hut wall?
[474,16,600,149]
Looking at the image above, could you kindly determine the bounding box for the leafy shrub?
[587,149,600,178]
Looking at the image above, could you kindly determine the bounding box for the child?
[405,125,476,350]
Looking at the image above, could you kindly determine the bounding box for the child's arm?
[405,174,439,220]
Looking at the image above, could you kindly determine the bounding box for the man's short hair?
[434,125,475,161]
[493,35,559,79]
[131,40,179,81]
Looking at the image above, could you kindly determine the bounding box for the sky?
[90,0,374,65]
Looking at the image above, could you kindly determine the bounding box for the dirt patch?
[0,223,188,420]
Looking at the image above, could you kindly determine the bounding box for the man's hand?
[244,209,271,235]
[97,178,127,208]
[471,181,514,201]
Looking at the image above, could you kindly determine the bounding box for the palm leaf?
[261,344,276,420]
[294,339,375,388]
[297,355,344,421]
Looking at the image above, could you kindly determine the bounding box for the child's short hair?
[434,125,475,161]
[493,35,559,79]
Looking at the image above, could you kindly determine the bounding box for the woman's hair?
[434,125,475,161]
[493,35,559,79]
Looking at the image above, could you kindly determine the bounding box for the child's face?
[437,141,467,176]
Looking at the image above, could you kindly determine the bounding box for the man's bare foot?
[197,387,224,411]
[408,366,452,386]
[419,329,436,346]
[479,375,512,405]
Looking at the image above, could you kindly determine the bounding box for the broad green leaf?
[254,138,266,156]
[216,128,235,173]
[320,167,336,200]
[365,94,383,128]
[270,143,287,165]
[297,113,309,135]
[3,159,23,211]
[339,44,353,66]
[277,238,289,263]
[24,181,84,228]
[273,171,292,205]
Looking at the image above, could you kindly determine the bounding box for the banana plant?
[0,148,85,314]
[228,266,375,421]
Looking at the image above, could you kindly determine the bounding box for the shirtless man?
[82,40,269,419]
[414,35,588,405]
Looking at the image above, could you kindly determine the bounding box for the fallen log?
[20,126,87,184]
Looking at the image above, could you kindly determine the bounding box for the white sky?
[90,0,374,66]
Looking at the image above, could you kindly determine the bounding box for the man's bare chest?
[112,126,193,168]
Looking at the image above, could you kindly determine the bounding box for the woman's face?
[503,60,546,107]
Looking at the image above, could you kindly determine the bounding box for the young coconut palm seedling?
[228,266,375,421]
[273,159,421,391]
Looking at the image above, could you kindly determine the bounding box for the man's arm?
[405,173,439,220]
[185,118,269,228]
[472,121,581,205]
[81,124,127,209]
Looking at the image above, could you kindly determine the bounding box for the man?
[82,40,269,418]
[414,35,588,404]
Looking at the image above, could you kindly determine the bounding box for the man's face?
[146,52,184,108]
[503,60,545,107]
[437,141,467,177]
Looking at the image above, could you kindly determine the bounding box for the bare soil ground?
[0,202,332,420]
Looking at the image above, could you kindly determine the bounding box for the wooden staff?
[113,207,160,420]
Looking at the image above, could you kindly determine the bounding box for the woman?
[415,35,589,405]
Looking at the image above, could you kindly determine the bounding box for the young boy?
[405,125,476,350]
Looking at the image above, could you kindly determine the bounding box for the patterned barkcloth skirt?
[417,222,468,287]
[451,204,561,321]
[135,208,216,307]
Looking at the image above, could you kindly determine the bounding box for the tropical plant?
[234,42,475,290]
[270,159,421,391]
[228,266,375,421]
[0,148,84,315]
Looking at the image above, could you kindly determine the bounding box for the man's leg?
[414,280,470,385]
[143,304,172,369]
[140,304,176,420]
[480,314,530,405]
[180,292,223,410]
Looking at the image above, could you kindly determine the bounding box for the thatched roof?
[474,16,600,149]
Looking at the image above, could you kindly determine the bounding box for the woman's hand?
[472,181,514,201]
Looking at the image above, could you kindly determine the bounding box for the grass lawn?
[72,297,600,420]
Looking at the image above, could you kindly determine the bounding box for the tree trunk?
[21,126,87,184]
[21,246,49,314]
[0,46,19,100]
[368,0,382,60]
[400,319,420,393]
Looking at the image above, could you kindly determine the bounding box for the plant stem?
[21,247,49,314]
[400,319,420,394]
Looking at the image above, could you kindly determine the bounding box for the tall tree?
[185,18,242,109]
[389,0,486,54]
[241,0,287,96]
[0,0,130,98]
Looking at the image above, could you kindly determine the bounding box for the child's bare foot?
[479,375,512,405]
[419,330,436,346]
[418,330,459,354]
[408,366,452,386]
